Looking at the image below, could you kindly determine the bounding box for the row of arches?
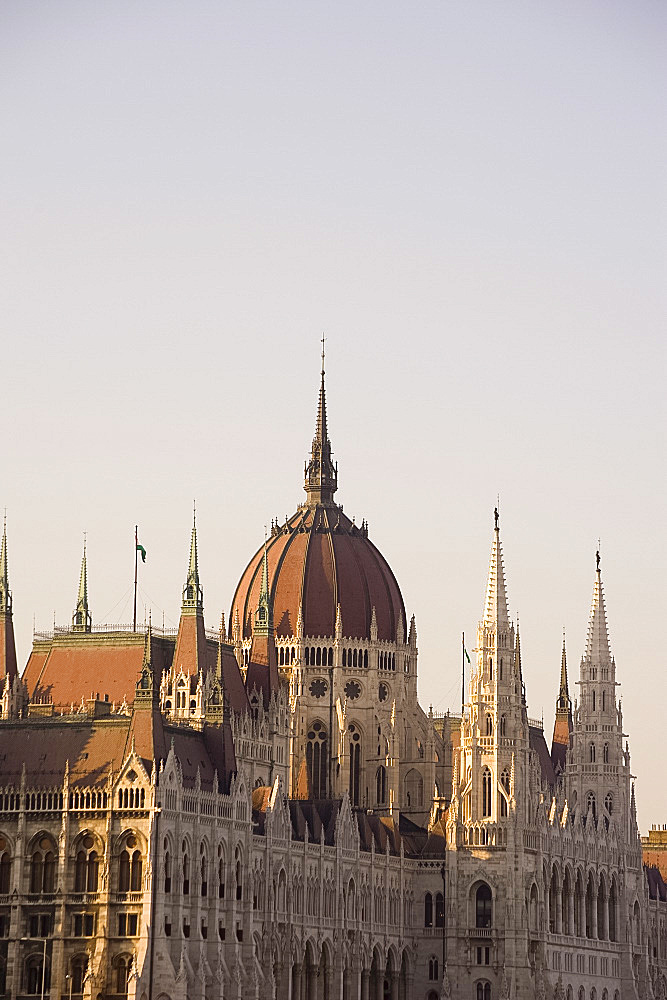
[530,864,621,941]
[163,838,243,902]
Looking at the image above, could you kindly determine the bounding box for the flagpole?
[461,631,465,715]
[133,525,138,633]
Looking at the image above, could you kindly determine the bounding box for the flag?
[136,544,146,563]
[464,646,471,664]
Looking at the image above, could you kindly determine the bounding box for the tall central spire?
[482,507,509,629]
[304,337,338,505]
[0,515,11,615]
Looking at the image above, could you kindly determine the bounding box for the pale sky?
[1,2,665,828]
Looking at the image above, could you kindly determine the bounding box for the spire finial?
[596,543,601,572]
[72,536,92,632]
[483,512,509,628]
[182,513,203,614]
[304,339,337,505]
[494,506,499,531]
[0,511,10,615]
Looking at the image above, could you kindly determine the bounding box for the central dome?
[230,353,406,643]
[231,505,406,642]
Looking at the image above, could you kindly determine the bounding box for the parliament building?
[0,361,664,1000]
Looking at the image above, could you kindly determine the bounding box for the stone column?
[293,963,302,1000]
[567,888,575,936]
[591,887,598,939]
[556,887,563,934]
[306,962,317,1000]
[579,889,586,938]
[360,970,370,1000]
[389,972,399,1000]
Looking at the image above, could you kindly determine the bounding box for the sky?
[1,1,665,828]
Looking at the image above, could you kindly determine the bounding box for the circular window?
[83,835,94,850]
[39,837,51,851]
[309,679,328,698]
[344,681,361,700]
[379,683,388,702]
[127,835,137,849]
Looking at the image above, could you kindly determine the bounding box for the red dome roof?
[231,504,406,643]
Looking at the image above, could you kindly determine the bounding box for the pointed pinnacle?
[560,634,569,698]
[188,512,199,587]
[584,557,612,664]
[483,514,509,628]
[0,513,10,614]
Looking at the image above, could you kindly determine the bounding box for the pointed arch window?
[424,892,433,927]
[500,769,510,818]
[603,743,609,764]
[375,766,386,805]
[349,726,361,806]
[485,714,493,737]
[604,793,613,815]
[587,792,596,821]
[482,768,492,818]
[589,743,596,763]
[475,883,492,928]
[30,839,56,894]
[499,715,506,737]
[306,721,328,799]
[435,892,444,928]
[0,849,10,894]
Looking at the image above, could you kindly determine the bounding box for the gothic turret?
[172,510,208,677]
[304,340,338,505]
[72,539,92,632]
[566,550,630,834]
[246,540,279,708]
[551,634,572,773]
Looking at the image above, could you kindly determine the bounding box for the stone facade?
[0,368,665,1000]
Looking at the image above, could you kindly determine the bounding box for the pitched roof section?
[482,509,510,629]
[584,557,612,666]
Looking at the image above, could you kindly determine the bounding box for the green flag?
[464,646,471,664]
[136,544,146,563]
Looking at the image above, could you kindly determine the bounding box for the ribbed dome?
[231,504,406,642]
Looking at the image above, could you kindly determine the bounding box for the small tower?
[172,509,209,680]
[566,550,631,836]
[551,634,572,773]
[304,338,338,506]
[246,540,279,708]
[72,538,92,632]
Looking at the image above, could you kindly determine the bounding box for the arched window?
[404,768,423,809]
[476,884,492,928]
[604,793,613,815]
[164,851,172,893]
[25,954,50,995]
[235,846,243,901]
[500,769,510,818]
[182,853,190,895]
[499,715,506,737]
[482,768,492,817]
[603,743,609,764]
[114,956,131,995]
[349,726,361,806]
[217,846,225,899]
[71,955,88,995]
[30,838,56,894]
[424,892,433,927]
[376,766,386,805]
[130,850,142,891]
[0,849,10,894]
[119,850,130,893]
[200,850,207,897]
[476,982,491,1000]
[592,690,596,711]
[485,714,493,736]
[428,956,439,981]
[587,792,596,821]
[435,892,444,928]
[306,721,328,798]
[589,743,596,763]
